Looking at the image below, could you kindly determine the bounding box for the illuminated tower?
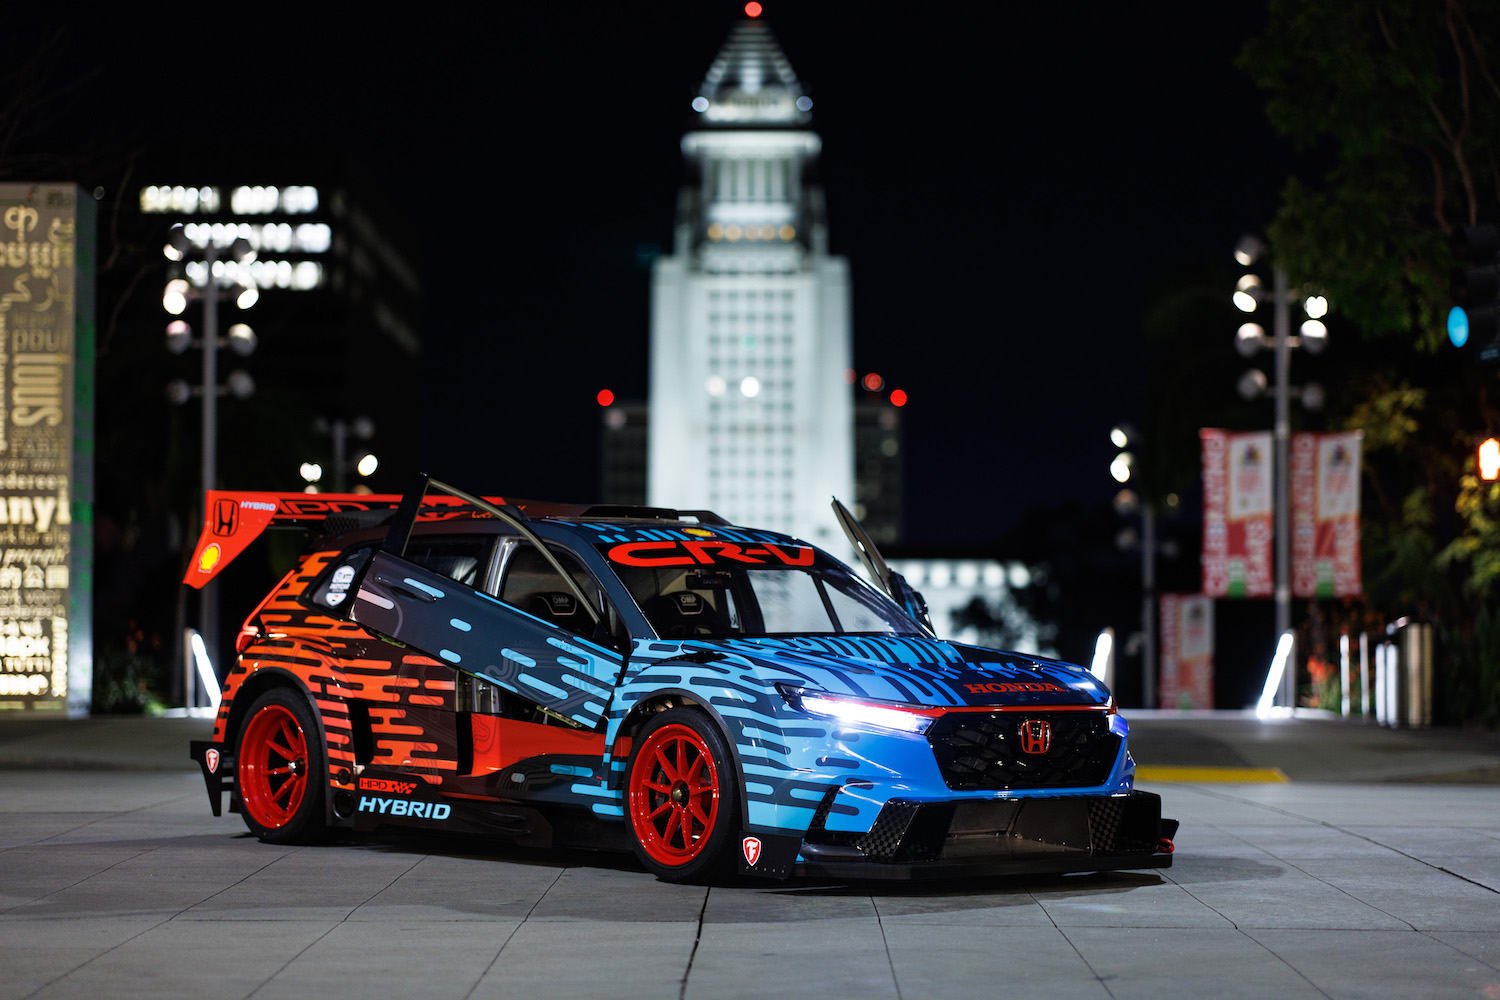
[648,15,853,547]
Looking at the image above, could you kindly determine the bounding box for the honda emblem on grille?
[1020,719,1051,754]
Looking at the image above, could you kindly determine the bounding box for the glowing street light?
[314,416,377,492]
[162,225,257,707]
[1232,234,1332,711]
[1110,424,1157,707]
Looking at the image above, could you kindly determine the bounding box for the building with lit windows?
[854,400,903,546]
[647,16,852,549]
[132,154,421,491]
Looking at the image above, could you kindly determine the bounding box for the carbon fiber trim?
[837,792,1168,871]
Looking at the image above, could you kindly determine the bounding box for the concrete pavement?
[2,713,1498,999]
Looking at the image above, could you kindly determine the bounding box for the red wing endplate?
[182,491,508,589]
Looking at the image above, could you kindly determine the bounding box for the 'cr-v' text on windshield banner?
[0,185,94,715]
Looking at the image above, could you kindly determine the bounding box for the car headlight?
[777,684,936,735]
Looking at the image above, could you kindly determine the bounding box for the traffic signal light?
[1449,224,1500,365]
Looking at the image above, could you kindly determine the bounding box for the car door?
[831,497,934,631]
[309,541,621,731]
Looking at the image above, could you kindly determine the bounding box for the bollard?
[1359,633,1371,718]
[1339,633,1351,717]
[1374,641,1400,726]
[1400,622,1433,729]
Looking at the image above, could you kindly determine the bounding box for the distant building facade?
[96,154,422,695]
[133,156,421,493]
[853,400,903,546]
[647,18,852,550]
[887,558,1057,658]
[601,403,649,506]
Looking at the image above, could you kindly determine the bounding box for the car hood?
[667,634,1110,709]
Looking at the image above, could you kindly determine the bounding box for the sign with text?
[1158,593,1213,709]
[1291,431,1362,598]
[0,185,94,715]
[1201,429,1273,598]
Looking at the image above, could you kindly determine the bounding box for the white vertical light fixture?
[1257,632,1295,718]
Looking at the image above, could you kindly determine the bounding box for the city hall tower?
[647,15,853,547]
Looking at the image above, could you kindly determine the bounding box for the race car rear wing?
[182,489,513,589]
[184,483,741,590]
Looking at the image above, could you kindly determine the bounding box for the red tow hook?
[1157,837,1175,854]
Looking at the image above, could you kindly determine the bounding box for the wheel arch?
[224,658,351,828]
[225,665,326,753]
[611,688,748,800]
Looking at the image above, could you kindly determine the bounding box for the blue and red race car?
[188,477,1175,882]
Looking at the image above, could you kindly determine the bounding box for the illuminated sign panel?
[0,185,94,715]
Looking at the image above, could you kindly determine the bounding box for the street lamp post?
[1110,425,1157,708]
[302,417,378,493]
[1272,265,1293,708]
[164,227,257,705]
[1233,237,1329,710]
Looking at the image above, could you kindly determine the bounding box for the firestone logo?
[742,836,762,865]
[205,748,220,774]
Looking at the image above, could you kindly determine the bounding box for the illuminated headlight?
[778,684,935,735]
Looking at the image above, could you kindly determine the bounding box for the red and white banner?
[1158,593,1214,709]
[1291,431,1362,598]
[1201,430,1273,598]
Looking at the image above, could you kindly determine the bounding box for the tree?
[1240,0,1500,723]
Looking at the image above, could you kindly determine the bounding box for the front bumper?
[792,790,1176,881]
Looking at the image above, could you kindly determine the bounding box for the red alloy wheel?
[629,723,722,867]
[239,703,309,830]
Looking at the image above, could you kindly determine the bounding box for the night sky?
[16,2,1293,545]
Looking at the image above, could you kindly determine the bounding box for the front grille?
[926,711,1121,790]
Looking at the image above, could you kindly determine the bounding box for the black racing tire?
[234,688,327,844]
[625,707,741,883]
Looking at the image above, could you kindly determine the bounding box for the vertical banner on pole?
[0,185,94,716]
[1291,431,1362,598]
[1158,593,1214,709]
[1201,429,1273,598]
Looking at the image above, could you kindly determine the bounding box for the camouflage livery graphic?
[188,479,1176,882]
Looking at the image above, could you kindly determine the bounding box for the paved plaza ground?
[1,713,1497,999]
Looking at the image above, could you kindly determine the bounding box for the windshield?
[599,540,923,639]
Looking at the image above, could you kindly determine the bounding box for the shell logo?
[198,543,222,574]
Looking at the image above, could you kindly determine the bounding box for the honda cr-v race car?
[187,477,1175,882]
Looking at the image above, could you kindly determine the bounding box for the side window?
[404,536,491,588]
[499,542,622,645]
[306,547,373,613]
